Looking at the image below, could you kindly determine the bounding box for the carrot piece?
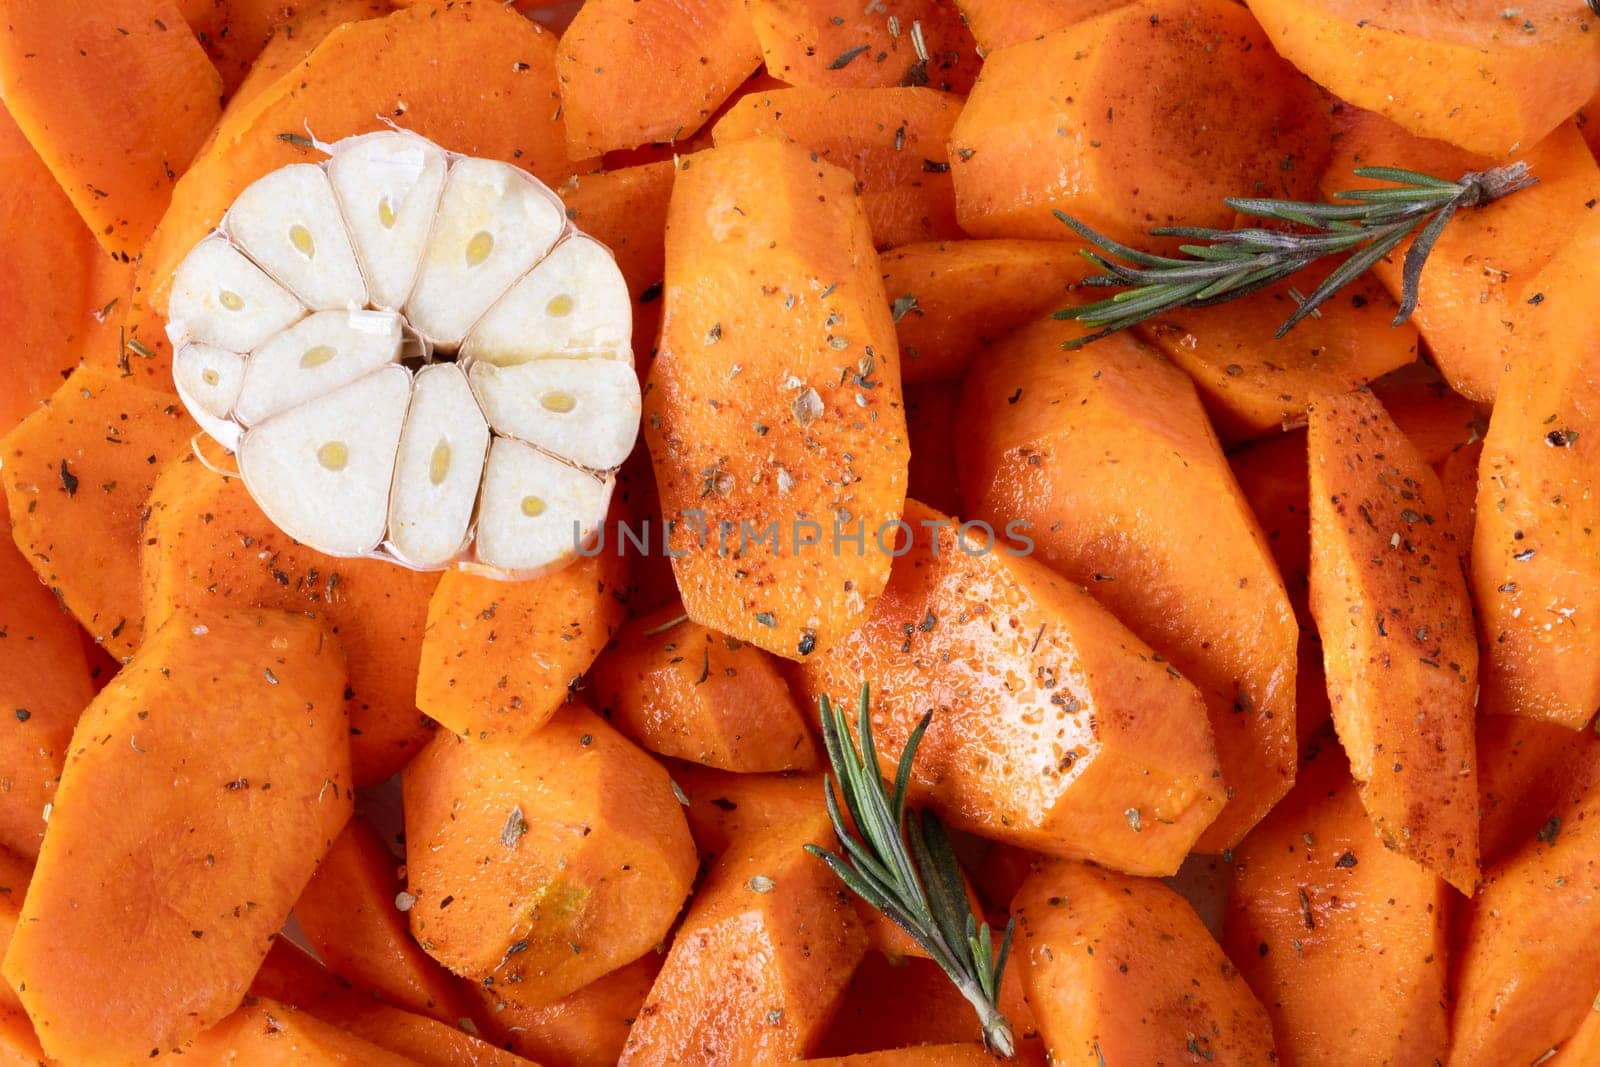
[589,605,819,772]
[0,1009,45,1067]
[557,0,762,156]
[1472,211,1600,728]
[1014,859,1276,1065]
[1246,0,1600,157]
[959,321,1298,851]
[414,552,627,740]
[143,0,581,315]
[143,456,438,785]
[801,1047,1011,1066]
[293,818,480,1027]
[475,952,661,1067]
[0,1,222,258]
[817,954,1006,1055]
[800,500,1223,874]
[903,382,961,517]
[1551,1000,1600,1066]
[253,939,535,1067]
[1452,777,1600,1063]
[1306,390,1479,891]
[643,140,909,660]
[1437,437,1482,571]
[620,812,868,1064]
[0,105,101,435]
[1368,362,1485,467]
[1,609,352,1063]
[949,0,1329,245]
[1222,742,1450,1065]
[879,240,1096,384]
[217,1,397,118]
[711,86,964,249]
[670,763,825,856]
[746,0,979,93]
[0,848,29,1015]
[953,0,1133,51]
[1136,269,1419,445]
[1476,715,1600,866]
[402,703,696,1007]
[560,160,677,358]
[1,367,196,660]
[1230,428,1312,626]
[1319,114,1600,403]
[598,71,791,170]
[188,997,419,1065]
[177,0,393,98]
[0,497,92,861]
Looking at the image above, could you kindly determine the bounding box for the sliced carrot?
[143,0,581,315]
[188,997,418,1065]
[402,703,696,1007]
[746,0,979,93]
[801,1046,1008,1066]
[1222,742,1450,1065]
[670,763,826,856]
[0,104,101,435]
[1452,777,1600,1063]
[1551,999,1600,1066]
[176,0,299,95]
[1473,210,1600,728]
[620,812,868,1064]
[143,455,438,785]
[1015,859,1276,1065]
[414,550,627,741]
[293,817,480,1027]
[1229,428,1312,626]
[1476,715,1600,866]
[817,953,1004,1055]
[0,1009,45,1067]
[1437,437,1482,571]
[1368,361,1485,467]
[953,0,1134,51]
[0,1,222,258]
[643,140,909,660]
[903,382,961,517]
[0,496,92,861]
[557,0,762,156]
[1137,269,1418,445]
[560,160,677,358]
[1,609,352,1063]
[799,500,1224,874]
[589,603,819,772]
[949,0,1328,245]
[1246,0,1600,157]
[1,367,196,660]
[879,240,1095,384]
[711,86,964,249]
[476,951,661,1067]
[959,320,1298,851]
[217,1,398,118]
[1319,113,1600,403]
[0,848,29,1015]
[1307,390,1479,891]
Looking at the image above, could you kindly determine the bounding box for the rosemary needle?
[1054,162,1539,348]
[805,684,1016,1058]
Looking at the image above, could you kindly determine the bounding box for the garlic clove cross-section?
[164,130,641,577]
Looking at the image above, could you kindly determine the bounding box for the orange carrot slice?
[557,0,762,156]
[644,140,909,661]
[712,86,965,249]
[1222,742,1450,1064]
[954,0,1133,51]
[143,455,438,785]
[902,382,961,516]
[1246,0,1600,157]
[188,997,417,1065]
[1476,715,1600,866]
[475,952,661,1067]
[746,0,979,93]
[671,763,825,856]
[959,320,1298,851]
[1367,362,1486,467]
[0,847,30,1015]
[0,1,223,257]
[1,609,352,1063]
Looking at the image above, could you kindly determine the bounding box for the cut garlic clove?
[166,236,306,352]
[326,131,449,311]
[460,235,633,367]
[405,158,565,348]
[224,164,369,310]
[238,365,412,557]
[474,438,612,573]
[234,309,404,426]
[468,358,640,471]
[387,363,489,568]
[172,343,247,451]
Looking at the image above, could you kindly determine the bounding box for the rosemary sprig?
[805,684,1015,1057]
[1053,162,1538,348]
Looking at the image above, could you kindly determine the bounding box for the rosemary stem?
[957,976,1016,1058]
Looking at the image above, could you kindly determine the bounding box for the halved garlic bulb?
[165,131,637,577]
